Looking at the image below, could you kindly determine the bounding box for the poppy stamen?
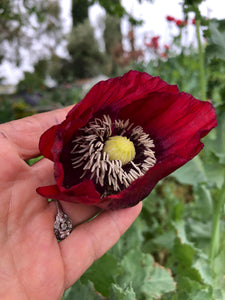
[70,115,156,196]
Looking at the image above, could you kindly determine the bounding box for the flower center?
[103,136,136,165]
[70,115,156,197]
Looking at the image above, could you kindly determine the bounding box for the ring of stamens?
[70,115,156,196]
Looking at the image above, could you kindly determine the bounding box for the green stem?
[209,181,225,265]
[196,19,206,101]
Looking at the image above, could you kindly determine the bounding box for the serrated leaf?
[109,284,136,300]
[110,217,145,258]
[62,280,104,300]
[142,262,176,299]
[172,221,208,283]
[81,253,119,297]
[193,259,213,285]
[176,277,213,300]
[118,249,176,299]
[118,249,152,291]
[173,221,194,246]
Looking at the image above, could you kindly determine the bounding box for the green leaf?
[117,249,176,299]
[110,217,145,258]
[212,234,225,299]
[81,253,119,297]
[173,220,194,246]
[141,262,176,299]
[192,185,213,220]
[171,151,224,189]
[62,280,104,300]
[172,221,210,283]
[109,284,136,300]
[193,259,213,286]
[173,238,202,283]
[171,156,207,186]
[176,277,213,300]
[206,19,225,62]
[152,230,176,251]
[205,105,225,165]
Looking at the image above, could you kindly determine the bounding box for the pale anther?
[70,114,156,196]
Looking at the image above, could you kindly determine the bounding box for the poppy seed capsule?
[103,136,136,165]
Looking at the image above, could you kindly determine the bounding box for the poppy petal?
[37,71,217,210]
[37,179,101,204]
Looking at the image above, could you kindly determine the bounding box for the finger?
[60,202,142,289]
[0,131,30,180]
[30,157,55,187]
[0,105,73,160]
[60,201,100,226]
[48,200,100,228]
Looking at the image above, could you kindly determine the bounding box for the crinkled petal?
[101,154,187,210]
[37,179,101,204]
[118,91,217,162]
[39,107,93,161]
[66,70,179,120]
[101,94,217,209]
[39,71,178,161]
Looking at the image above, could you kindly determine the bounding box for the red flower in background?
[164,44,170,50]
[166,16,175,22]
[160,52,168,58]
[145,36,160,50]
[151,36,160,48]
[176,19,188,27]
[37,71,217,210]
[166,16,188,28]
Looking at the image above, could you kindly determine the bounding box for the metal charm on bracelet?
[54,200,73,240]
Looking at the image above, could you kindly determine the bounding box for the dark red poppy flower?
[145,36,160,50]
[166,16,175,22]
[37,71,217,210]
[176,19,188,27]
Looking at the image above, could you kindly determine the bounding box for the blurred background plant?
[1,0,225,299]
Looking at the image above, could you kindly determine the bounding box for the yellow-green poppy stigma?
[71,115,156,195]
[103,135,136,165]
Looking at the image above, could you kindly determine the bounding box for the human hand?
[0,108,142,300]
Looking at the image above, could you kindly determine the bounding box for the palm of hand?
[0,109,141,300]
[0,152,65,298]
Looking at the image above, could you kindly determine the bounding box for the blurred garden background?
[1,0,225,299]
